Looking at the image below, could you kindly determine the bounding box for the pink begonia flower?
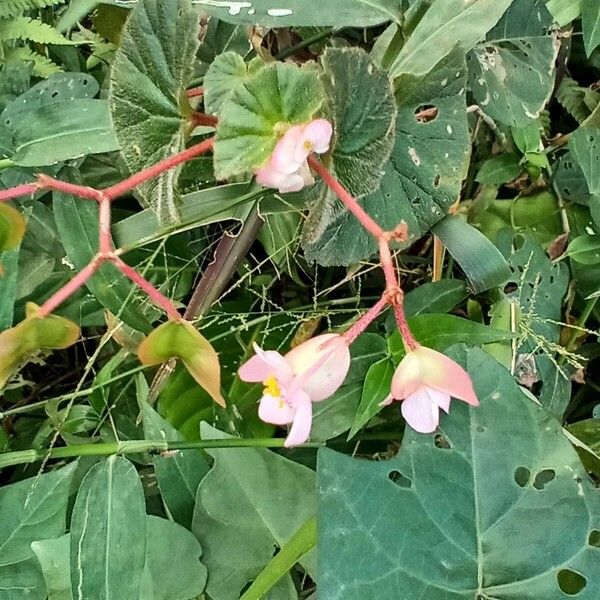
[238,333,350,446]
[381,345,479,434]
[255,119,333,193]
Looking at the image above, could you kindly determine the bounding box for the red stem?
[37,258,104,317]
[103,137,215,200]
[110,255,181,321]
[36,175,102,201]
[343,296,389,344]
[98,197,112,254]
[394,303,417,351]
[307,155,384,238]
[0,183,37,202]
[191,112,218,127]
[186,87,204,98]
[378,238,398,291]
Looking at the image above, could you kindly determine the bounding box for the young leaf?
[0,203,26,251]
[109,0,200,224]
[138,320,225,406]
[70,456,146,600]
[476,154,522,186]
[318,347,600,598]
[0,16,75,45]
[214,60,324,180]
[0,0,66,19]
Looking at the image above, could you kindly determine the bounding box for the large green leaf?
[31,535,71,600]
[53,190,154,332]
[182,0,401,27]
[109,0,200,224]
[389,0,515,78]
[214,61,324,180]
[0,463,76,600]
[583,1,600,56]
[69,456,146,600]
[466,0,559,128]
[304,50,471,266]
[192,424,316,600]
[139,397,210,529]
[318,347,600,598]
[301,47,396,260]
[0,246,20,330]
[10,100,118,166]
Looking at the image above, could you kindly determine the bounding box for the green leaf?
[214,61,324,180]
[387,313,516,362]
[0,246,20,329]
[476,154,522,185]
[0,17,75,45]
[70,456,146,600]
[389,0,515,78]
[318,347,600,598]
[52,190,154,332]
[432,215,511,293]
[204,51,258,115]
[0,0,66,19]
[189,0,401,27]
[302,47,396,258]
[567,234,600,264]
[304,49,471,266]
[0,203,25,251]
[570,126,600,195]
[144,515,207,600]
[197,18,251,68]
[3,47,62,79]
[466,0,559,128]
[31,535,71,600]
[403,279,469,316]
[348,357,395,439]
[583,0,600,56]
[192,423,316,599]
[10,100,119,167]
[546,0,581,25]
[109,0,200,224]
[139,397,210,529]
[496,229,571,416]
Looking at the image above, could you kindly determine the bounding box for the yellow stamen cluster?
[263,375,281,398]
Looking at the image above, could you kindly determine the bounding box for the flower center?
[303,140,313,152]
[263,375,281,398]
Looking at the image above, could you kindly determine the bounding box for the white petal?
[401,389,440,433]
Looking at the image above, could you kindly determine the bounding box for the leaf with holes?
[318,346,600,599]
[466,0,559,128]
[214,60,324,180]
[192,423,316,600]
[388,0,515,78]
[495,229,571,417]
[191,0,401,27]
[69,456,146,599]
[303,49,470,266]
[301,47,396,256]
[109,0,199,224]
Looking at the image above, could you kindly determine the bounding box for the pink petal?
[417,346,479,406]
[255,162,307,193]
[238,343,292,384]
[297,161,315,188]
[286,334,350,402]
[271,125,306,174]
[401,389,440,434]
[303,119,333,154]
[258,394,294,425]
[390,352,423,399]
[255,162,287,188]
[284,392,312,447]
[423,386,451,413]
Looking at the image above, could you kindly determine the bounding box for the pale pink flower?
[255,119,333,193]
[381,345,479,433]
[238,333,350,446]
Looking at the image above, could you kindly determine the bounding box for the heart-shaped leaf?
[318,347,600,598]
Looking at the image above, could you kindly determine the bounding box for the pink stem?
[0,183,37,202]
[110,255,181,321]
[378,238,399,291]
[186,87,204,98]
[394,302,418,351]
[307,155,384,238]
[37,258,104,317]
[98,197,112,254]
[191,112,218,127]
[103,138,215,200]
[343,296,389,344]
[36,175,102,201]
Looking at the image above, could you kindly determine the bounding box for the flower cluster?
[255,119,333,193]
